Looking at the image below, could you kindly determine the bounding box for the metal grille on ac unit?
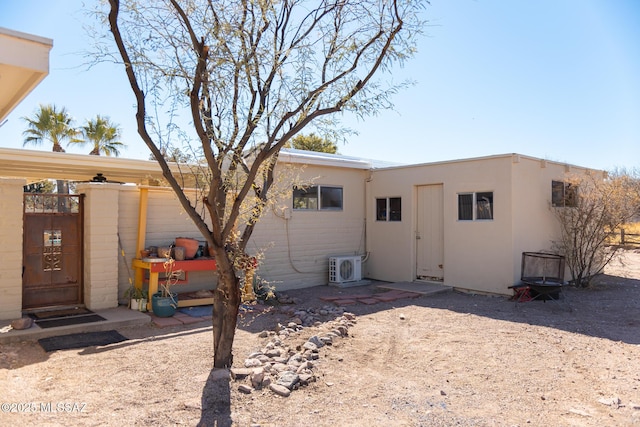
[329,256,362,283]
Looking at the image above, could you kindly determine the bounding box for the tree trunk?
[211,248,241,369]
[56,179,69,213]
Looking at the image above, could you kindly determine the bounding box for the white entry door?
[416,184,444,280]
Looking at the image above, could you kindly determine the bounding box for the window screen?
[458,194,473,220]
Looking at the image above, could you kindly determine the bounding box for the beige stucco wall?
[366,154,594,295]
[0,178,26,320]
[367,156,516,294]
[509,157,595,283]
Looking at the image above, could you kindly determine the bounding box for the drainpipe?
[362,170,373,264]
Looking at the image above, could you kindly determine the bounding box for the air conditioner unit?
[329,256,362,284]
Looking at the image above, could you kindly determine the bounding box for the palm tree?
[22,104,80,201]
[22,104,80,152]
[73,115,125,156]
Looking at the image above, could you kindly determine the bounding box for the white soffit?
[0,147,168,184]
[0,27,53,122]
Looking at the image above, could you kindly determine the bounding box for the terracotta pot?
[175,237,199,259]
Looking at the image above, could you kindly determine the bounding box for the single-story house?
[0,26,601,320]
[0,146,598,320]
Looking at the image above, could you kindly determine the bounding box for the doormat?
[34,314,106,329]
[38,330,128,352]
[30,307,93,320]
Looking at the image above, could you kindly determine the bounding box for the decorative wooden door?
[23,194,84,310]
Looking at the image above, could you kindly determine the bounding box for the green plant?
[124,286,148,301]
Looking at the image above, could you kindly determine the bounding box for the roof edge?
[0,27,53,47]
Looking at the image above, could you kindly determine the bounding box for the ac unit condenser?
[329,256,362,283]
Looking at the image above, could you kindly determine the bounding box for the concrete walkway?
[376,281,452,296]
[319,281,451,306]
[0,307,151,344]
[0,282,451,344]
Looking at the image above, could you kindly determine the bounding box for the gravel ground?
[1,250,639,426]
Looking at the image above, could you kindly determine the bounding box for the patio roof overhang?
[0,27,53,123]
[0,147,375,185]
[0,147,170,184]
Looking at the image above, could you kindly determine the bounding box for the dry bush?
[552,170,640,287]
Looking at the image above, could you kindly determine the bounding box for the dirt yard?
[1,251,640,426]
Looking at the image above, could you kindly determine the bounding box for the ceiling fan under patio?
[73,173,126,184]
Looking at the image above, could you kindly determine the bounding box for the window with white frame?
[458,192,494,221]
[376,197,401,221]
[293,185,343,210]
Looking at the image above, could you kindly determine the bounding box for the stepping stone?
[342,295,371,300]
[319,296,343,301]
[395,292,421,299]
[332,299,358,305]
[358,298,380,305]
[177,315,205,325]
[173,312,205,325]
[151,316,183,327]
[374,295,399,302]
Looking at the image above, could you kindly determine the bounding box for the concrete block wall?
[77,183,121,310]
[116,186,141,304]
[0,178,26,320]
[250,165,368,290]
[251,210,365,290]
[125,176,366,293]
[118,187,218,295]
[144,189,208,246]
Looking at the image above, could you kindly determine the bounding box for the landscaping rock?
[298,373,315,385]
[244,358,262,368]
[302,341,318,351]
[238,384,253,394]
[269,383,291,397]
[250,369,265,389]
[277,371,300,390]
[10,317,33,330]
[307,335,325,348]
[230,305,357,398]
[230,368,253,380]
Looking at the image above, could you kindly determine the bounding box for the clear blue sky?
[1,0,639,171]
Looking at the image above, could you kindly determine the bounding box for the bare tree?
[106,0,424,368]
[552,170,640,287]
